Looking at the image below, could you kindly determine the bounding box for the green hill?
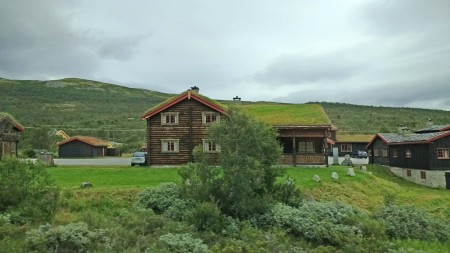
[1,77,449,152]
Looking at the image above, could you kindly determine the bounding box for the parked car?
[131,151,148,166]
[352,150,368,159]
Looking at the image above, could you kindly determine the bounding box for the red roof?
[141,90,227,119]
[57,136,109,147]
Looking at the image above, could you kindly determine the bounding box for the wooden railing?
[279,154,325,165]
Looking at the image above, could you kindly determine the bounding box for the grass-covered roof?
[336,133,374,143]
[0,112,25,132]
[239,103,331,126]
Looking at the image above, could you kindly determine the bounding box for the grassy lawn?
[48,164,450,216]
[48,166,180,190]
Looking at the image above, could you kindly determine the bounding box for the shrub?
[158,233,208,253]
[374,205,450,242]
[271,201,364,246]
[25,222,110,253]
[137,182,182,214]
[187,202,224,233]
[0,158,59,223]
[272,177,303,207]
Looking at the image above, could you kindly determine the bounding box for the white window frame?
[161,139,179,153]
[202,139,221,153]
[437,148,450,159]
[406,149,412,158]
[161,112,179,125]
[202,112,220,124]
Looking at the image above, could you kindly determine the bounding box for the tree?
[180,106,283,219]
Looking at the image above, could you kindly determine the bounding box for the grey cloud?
[254,51,363,85]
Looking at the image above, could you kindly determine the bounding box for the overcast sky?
[1,0,449,110]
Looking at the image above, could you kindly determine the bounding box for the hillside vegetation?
[1,77,449,152]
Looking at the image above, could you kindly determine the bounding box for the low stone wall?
[390,167,449,188]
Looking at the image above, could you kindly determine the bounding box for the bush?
[158,233,208,253]
[187,202,224,233]
[272,177,303,207]
[374,205,450,242]
[271,201,364,246]
[25,222,110,253]
[137,182,183,214]
[0,158,59,223]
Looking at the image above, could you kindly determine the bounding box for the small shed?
[0,113,25,160]
[58,136,109,157]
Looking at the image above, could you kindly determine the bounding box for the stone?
[37,153,54,166]
[331,172,339,180]
[81,182,92,188]
[347,167,356,177]
[360,166,367,171]
[312,174,321,182]
[341,154,353,166]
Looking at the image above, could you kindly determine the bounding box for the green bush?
[158,233,208,253]
[271,201,364,246]
[137,182,182,214]
[0,158,59,223]
[272,177,303,207]
[25,222,110,253]
[374,205,450,242]
[187,202,224,233]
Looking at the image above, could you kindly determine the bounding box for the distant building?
[58,136,110,157]
[334,134,373,156]
[0,113,25,160]
[367,124,450,189]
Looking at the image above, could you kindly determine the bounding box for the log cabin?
[141,88,335,166]
[366,125,450,189]
[0,113,25,160]
[58,135,110,157]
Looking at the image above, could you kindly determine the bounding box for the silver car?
[131,151,148,166]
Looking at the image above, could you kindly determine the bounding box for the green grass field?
[48,164,450,217]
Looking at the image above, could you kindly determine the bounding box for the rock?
[347,167,355,177]
[81,182,92,188]
[331,172,339,180]
[312,175,321,182]
[360,166,367,172]
[341,154,353,166]
[37,154,54,166]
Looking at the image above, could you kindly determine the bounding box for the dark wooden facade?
[367,132,450,170]
[0,113,24,160]
[143,91,226,166]
[58,136,108,157]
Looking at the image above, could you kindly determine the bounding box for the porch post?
[292,129,296,167]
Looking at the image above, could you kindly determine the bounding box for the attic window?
[202,112,220,124]
[437,148,449,159]
[406,149,412,158]
[161,112,179,125]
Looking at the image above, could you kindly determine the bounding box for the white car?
[131,152,148,166]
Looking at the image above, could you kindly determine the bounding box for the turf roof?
[239,103,331,126]
[0,112,25,132]
[336,133,374,143]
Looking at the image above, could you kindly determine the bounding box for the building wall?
[389,143,430,170]
[370,139,389,165]
[430,135,450,170]
[59,140,106,157]
[390,167,450,188]
[147,99,220,165]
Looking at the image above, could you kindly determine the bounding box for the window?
[202,112,220,124]
[420,171,426,179]
[406,170,411,177]
[437,148,450,159]
[161,139,179,153]
[341,144,352,152]
[202,139,220,153]
[392,149,398,158]
[382,148,388,157]
[374,149,380,157]
[161,113,179,125]
[299,142,314,153]
[406,149,412,158]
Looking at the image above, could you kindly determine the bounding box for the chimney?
[190,86,199,94]
[397,124,408,134]
[233,96,241,102]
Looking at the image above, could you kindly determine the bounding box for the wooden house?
[58,135,110,157]
[366,128,450,189]
[333,134,373,156]
[240,103,334,166]
[0,113,25,160]
[141,88,227,166]
[142,89,334,166]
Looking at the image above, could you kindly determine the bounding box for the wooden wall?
[59,140,106,157]
[146,99,220,165]
[389,143,430,169]
[430,135,450,170]
[369,139,389,165]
